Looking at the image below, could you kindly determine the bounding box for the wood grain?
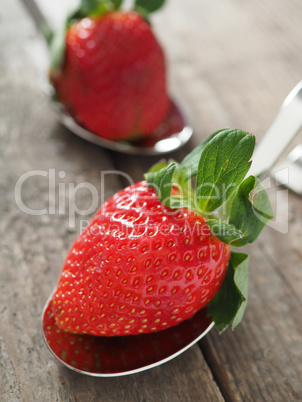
[1,0,302,400]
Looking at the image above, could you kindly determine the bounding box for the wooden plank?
[258,192,302,300]
[155,0,302,142]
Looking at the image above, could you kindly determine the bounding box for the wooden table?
[1,0,301,400]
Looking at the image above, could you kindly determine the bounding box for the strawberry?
[49,0,170,141]
[50,129,273,336]
[52,181,230,336]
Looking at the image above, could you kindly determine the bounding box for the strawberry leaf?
[111,0,123,8]
[207,251,249,332]
[145,162,177,207]
[134,0,166,15]
[205,219,243,244]
[231,252,250,329]
[147,160,169,173]
[170,196,193,210]
[229,176,273,247]
[68,0,118,22]
[196,129,255,213]
[178,130,224,183]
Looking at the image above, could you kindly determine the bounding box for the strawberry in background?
[49,0,170,141]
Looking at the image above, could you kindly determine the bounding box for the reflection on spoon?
[42,294,213,377]
[51,98,193,155]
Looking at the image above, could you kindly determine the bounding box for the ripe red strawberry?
[50,129,273,336]
[49,1,170,141]
[52,181,230,336]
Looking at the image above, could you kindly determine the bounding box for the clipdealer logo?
[14,167,289,234]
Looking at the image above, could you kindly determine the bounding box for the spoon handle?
[250,81,302,177]
[20,0,53,43]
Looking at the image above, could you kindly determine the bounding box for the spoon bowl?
[42,292,213,377]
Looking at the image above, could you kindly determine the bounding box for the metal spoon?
[22,0,193,155]
[41,82,302,376]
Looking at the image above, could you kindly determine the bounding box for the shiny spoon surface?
[41,81,302,376]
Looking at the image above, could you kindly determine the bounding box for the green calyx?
[67,0,123,25]
[49,0,166,71]
[145,128,274,332]
[134,0,166,16]
[68,0,166,22]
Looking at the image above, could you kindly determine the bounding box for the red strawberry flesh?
[52,181,230,337]
[51,12,170,141]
